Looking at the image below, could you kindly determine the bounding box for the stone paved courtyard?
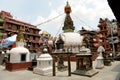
[0,61,120,80]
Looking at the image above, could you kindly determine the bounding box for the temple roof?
[107,0,120,22]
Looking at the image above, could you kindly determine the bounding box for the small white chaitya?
[9,32,30,63]
[33,48,53,75]
[9,44,30,63]
[6,27,31,71]
[95,45,105,69]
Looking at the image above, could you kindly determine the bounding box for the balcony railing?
[24,32,40,36]
[5,29,18,33]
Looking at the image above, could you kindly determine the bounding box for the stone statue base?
[33,53,53,75]
[96,59,104,69]
[72,69,98,77]
[33,67,52,75]
[72,52,98,77]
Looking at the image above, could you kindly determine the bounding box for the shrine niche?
[72,47,98,77]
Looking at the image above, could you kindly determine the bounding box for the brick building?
[98,18,119,56]
[107,0,120,56]
[78,29,98,54]
[0,11,41,53]
[98,18,111,55]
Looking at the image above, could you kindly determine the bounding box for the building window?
[104,26,106,30]
[8,24,12,29]
[0,30,4,33]
[21,54,26,62]
[105,33,107,36]
[0,22,3,26]
[100,27,103,30]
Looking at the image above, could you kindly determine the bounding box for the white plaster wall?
[9,47,30,63]
[10,53,20,63]
[26,52,30,62]
[10,53,30,63]
[34,53,53,75]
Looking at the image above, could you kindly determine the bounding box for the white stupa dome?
[60,32,84,46]
[10,47,29,54]
[9,47,30,63]
[37,54,52,61]
[43,48,48,52]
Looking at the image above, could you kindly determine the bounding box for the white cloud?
[34,0,115,36]
[49,2,52,7]
[34,16,45,26]
[34,10,65,37]
[70,0,115,30]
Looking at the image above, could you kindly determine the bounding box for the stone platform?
[72,69,98,77]
[0,61,120,80]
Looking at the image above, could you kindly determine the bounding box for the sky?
[0,0,115,37]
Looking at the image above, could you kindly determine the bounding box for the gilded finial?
[63,1,75,32]
[66,1,70,7]
[16,26,24,42]
[64,1,72,14]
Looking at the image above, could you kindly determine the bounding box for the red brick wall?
[6,62,32,71]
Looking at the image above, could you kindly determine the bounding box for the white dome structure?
[33,53,53,75]
[5,27,32,71]
[60,32,84,46]
[9,47,30,63]
[58,32,84,53]
[95,46,105,69]
[37,54,52,61]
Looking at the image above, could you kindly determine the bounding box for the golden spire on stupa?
[64,1,72,14]
[62,1,75,32]
[16,26,24,42]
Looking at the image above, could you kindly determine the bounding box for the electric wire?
[55,22,64,37]
[36,13,64,26]
[72,13,95,30]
